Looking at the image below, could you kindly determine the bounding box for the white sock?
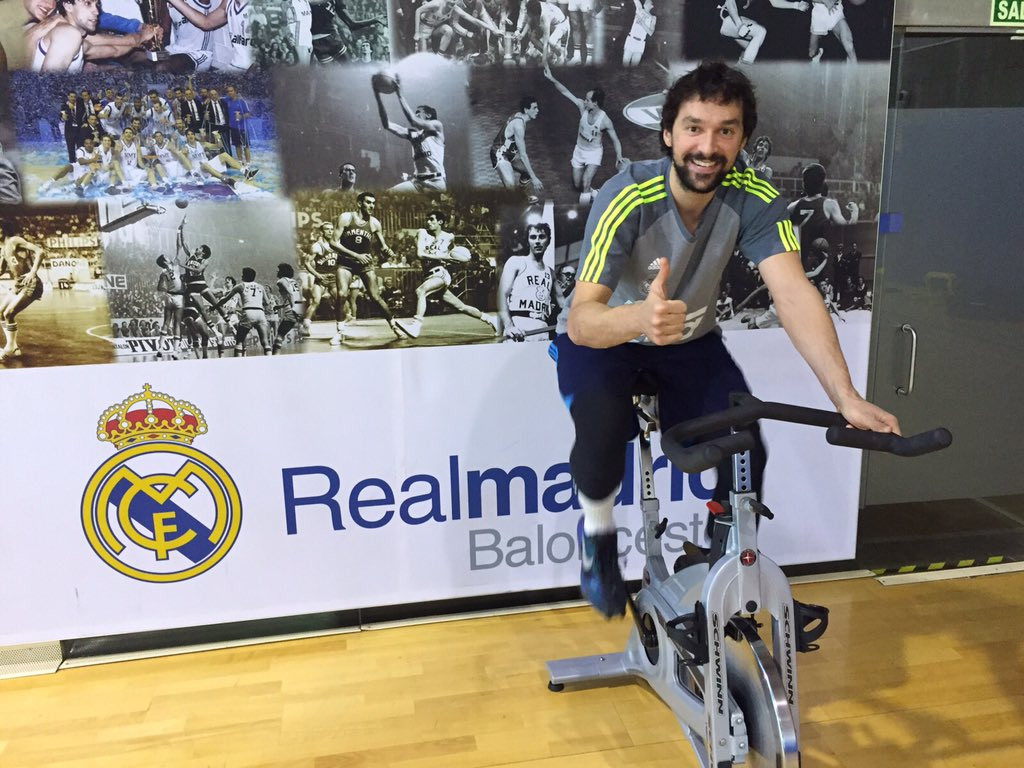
[580,488,618,535]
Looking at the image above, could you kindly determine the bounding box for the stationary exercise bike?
[547,385,951,767]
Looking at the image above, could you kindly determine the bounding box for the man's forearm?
[567,300,645,349]
[774,278,858,407]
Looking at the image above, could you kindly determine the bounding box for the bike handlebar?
[824,425,952,456]
[661,393,952,474]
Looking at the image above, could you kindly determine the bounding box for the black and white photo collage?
[0,0,893,367]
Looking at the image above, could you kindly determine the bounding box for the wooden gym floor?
[1,570,1023,768]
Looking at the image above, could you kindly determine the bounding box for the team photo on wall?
[7,71,279,204]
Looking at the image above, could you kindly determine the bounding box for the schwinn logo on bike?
[783,603,796,706]
[81,385,242,584]
[711,612,725,715]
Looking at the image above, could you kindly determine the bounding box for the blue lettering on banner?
[468,519,702,570]
[282,453,712,534]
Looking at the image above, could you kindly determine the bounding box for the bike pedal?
[794,600,830,652]
[665,602,709,666]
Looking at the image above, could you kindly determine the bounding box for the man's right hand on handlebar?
[835,391,902,436]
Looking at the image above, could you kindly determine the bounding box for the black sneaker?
[580,529,627,618]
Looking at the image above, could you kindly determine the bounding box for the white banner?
[0,318,868,646]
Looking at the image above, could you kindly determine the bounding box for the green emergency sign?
[992,0,1024,24]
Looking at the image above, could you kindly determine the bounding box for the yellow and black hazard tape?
[871,555,1008,577]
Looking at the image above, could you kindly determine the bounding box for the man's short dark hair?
[427,209,448,225]
[357,191,375,205]
[660,60,758,154]
[241,267,256,282]
[588,88,606,108]
[278,263,294,278]
[527,222,552,240]
[416,105,437,120]
[802,163,826,196]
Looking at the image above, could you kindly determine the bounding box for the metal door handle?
[896,323,917,396]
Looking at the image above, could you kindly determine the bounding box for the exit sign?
[992,0,1024,24]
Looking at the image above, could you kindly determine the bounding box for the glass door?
[858,30,1024,570]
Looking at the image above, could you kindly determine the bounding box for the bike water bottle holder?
[794,600,830,652]
[666,601,709,667]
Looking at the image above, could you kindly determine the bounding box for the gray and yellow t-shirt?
[559,156,798,343]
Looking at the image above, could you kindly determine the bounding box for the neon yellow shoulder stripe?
[777,219,799,252]
[726,167,780,197]
[580,176,665,283]
[723,168,780,203]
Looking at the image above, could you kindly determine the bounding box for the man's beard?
[672,153,730,194]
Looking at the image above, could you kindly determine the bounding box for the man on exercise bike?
[551,60,900,619]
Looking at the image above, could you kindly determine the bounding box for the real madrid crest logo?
[81,385,242,583]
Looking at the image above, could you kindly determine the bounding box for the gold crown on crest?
[97,384,208,449]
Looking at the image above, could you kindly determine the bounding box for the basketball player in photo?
[338,162,358,192]
[31,0,160,72]
[272,262,305,353]
[163,0,219,72]
[373,72,447,193]
[165,0,254,71]
[93,135,128,193]
[413,0,456,55]
[717,0,809,65]
[498,220,558,341]
[148,130,188,187]
[622,0,655,66]
[331,192,410,342]
[304,221,341,338]
[786,162,858,251]
[155,253,185,359]
[286,0,313,65]
[311,0,385,64]
[179,129,257,187]
[181,291,222,358]
[97,93,128,137]
[808,0,857,62]
[394,209,499,339]
[515,0,570,64]
[0,224,46,362]
[113,126,151,190]
[177,215,234,327]
[215,266,271,355]
[490,96,543,197]
[70,134,102,195]
[542,63,629,204]
[743,134,774,180]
